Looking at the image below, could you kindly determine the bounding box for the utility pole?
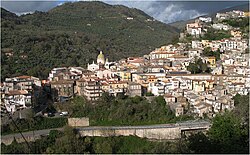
[4,104,32,153]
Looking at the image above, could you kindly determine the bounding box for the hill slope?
[1,1,179,80]
[1,2,178,79]
[169,19,195,31]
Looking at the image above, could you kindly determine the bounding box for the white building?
[149,81,165,96]
[48,67,68,81]
[96,69,114,79]
[48,67,83,81]
[3,90,32,113]
[187,49,202,58]
[87,62,100,72]
[212,23,232,31]
[199,17,212,23]
[191,40,203,49]
[216,13,230,20]
[186,22,202,37]
[87,51,108,71]
[4,76,41,93]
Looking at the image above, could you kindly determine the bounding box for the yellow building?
[147,75,157,83]
[204,80,214,90]
[205,56,216,68]
[230,30,242,38]
[101,81,128,92]
[109,81,128,89]
[101,82,110,91]
[201,40,210,47]
[192,79,214,92]
[244,12,250,17]
[116,71,131,81]
[192,80,206,92]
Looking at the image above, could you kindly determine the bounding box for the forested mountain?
[1,1,179,80]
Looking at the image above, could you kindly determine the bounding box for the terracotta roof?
[6,90,29,95]
[148,77,157,79]
[77,78,87,82]
[193,79,204,82]
[101,83,109,86]
[206,80,214,82]
[232,82,245,85]
[150,58,170,60]
[169,55,188,58]
[167,74,212,77]
[129,59,144,63]
[151,51,175,54]
[109,81,127,84]
[16,75,31,79]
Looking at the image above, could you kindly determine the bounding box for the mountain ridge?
[1,1,179,80]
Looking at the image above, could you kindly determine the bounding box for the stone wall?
[1,121,210,145]
[79,127,181,140]
[68,117,89,127]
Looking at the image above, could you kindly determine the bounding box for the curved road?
[1,128,64,140]
[1,120,210,140]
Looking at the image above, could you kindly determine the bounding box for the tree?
[203,47,220,60]
[202,28,232,41]
[93,137,113,153]
[208,112,248,153]
[187,94,249,154]
[188,132,213,153]
[145,92,154,96]
[50,126,79,153]
[187,58,210,74]
[200,63,208,73]
[187,63,200,74]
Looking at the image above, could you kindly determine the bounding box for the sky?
[1,0,249,23]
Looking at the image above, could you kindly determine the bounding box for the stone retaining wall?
[68,117,89,127]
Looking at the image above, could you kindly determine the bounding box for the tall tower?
[97,51,105,64]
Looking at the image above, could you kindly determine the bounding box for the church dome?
[97,51,105,64]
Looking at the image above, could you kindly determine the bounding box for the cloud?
[1,0,248,23]
[153,4,205,23]
[105,1,205,23]
[15,12,34,16]
[1,1,59,14]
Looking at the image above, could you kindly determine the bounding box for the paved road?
[1,128,64,140]
[1,120,210,140]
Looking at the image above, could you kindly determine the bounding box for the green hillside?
[1,1,178,80]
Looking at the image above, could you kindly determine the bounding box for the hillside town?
[1,9,249,119]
